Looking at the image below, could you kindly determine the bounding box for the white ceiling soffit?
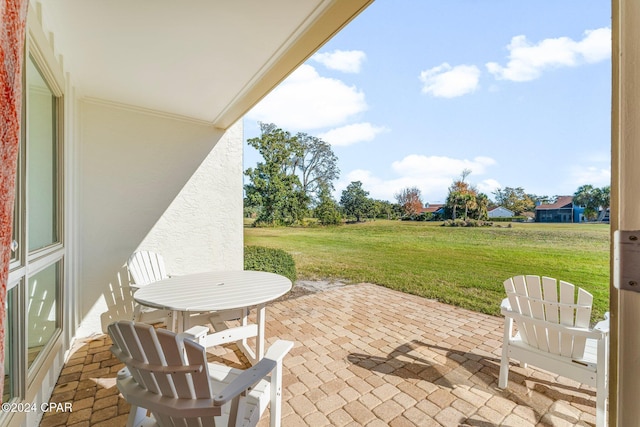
[36,0,373,129]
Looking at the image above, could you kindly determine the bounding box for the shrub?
[316,207,342,226]
[300,218,320,228]
[490,216,527,222]
[244,246,297,283]
[441,219,494,227]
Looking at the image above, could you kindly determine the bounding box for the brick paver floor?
[41,283,599,426]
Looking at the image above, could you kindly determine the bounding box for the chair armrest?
[213,340,293,405]
[500,298,511,312]
[179,325,210,346]
[263,339,294,363]
[594,312,610,333]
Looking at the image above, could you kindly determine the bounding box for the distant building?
[420,203,445,219]
[487,206,514,218]
[535,196,585,223]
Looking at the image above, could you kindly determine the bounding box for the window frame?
[25,51,65,261]
[4,32,65,406]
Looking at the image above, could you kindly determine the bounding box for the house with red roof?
[420,203,445,220]
[534,196,585,223]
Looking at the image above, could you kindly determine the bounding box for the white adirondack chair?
[127,251,171,323]
[127,251,169,288]
[108,320,293,427]
[499,275,609,427]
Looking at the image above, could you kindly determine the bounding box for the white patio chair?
[108,320,293,427]
[127,251,171,324]
[127,251,169,288]
[498,275,609,427]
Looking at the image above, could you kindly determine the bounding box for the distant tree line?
[391,173,609,222]
[244,123,610,225]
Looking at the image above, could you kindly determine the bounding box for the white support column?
[612,1,640,425]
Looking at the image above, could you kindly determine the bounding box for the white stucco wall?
[76,100,243,336]
[139,121,243,275]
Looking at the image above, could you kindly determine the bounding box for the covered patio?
[5,1,640,425]
[42,284,598,427]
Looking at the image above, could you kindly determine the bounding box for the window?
[10,174,19,265]
[5,51,64,404]
[27,263,61,368]
[3,288,16,403]
[27,58,59,252]
[9,130,23,269]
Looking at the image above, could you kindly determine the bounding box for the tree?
[528,193,554,207]
[245,123,341,225]
[294,132,340,202]
[445,169,477,220]
[244,123,308,225]
[462,191,477,220]
[573,185,596,219]
[574,184,610,220]
[395,186,423,218]
[314,183,342,225]
[595,185,610,210]
[492,187,535,215]
[475,193,490,220]
[340,181,373,222]
[372,199,401,220]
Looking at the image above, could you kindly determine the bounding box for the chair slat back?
[156,328,195,399]
[542,277,560,353]
[559,280,576,357]
[115,322,162,394]
[573,288,593,358]
[127,251,168,287]
[506,276,535,347]
[525,275,549,352]
[184,338,213,400]
[503,276,593,359]
[108,321,213,402]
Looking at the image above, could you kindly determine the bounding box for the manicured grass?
[244,220,610,321]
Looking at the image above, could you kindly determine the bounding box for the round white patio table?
[133,270,292,364]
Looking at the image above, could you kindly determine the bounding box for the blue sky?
[243,0,611,204]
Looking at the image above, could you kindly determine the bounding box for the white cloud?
[336,155,498,202]
[247,64,367,130]
[390,154,496,177]
[477,178,502,196]
[336,169,438,202]
[419,63,481,98]
[567,165,611,189]
[312,50,367,73]
[319,122,389,147]
[486,27,611,82]
[577,28,612,63]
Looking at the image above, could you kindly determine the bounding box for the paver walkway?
[41,283,599,426]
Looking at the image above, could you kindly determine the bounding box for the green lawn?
[244,220,610,321]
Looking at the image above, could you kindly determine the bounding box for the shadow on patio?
[41,283,599,427]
